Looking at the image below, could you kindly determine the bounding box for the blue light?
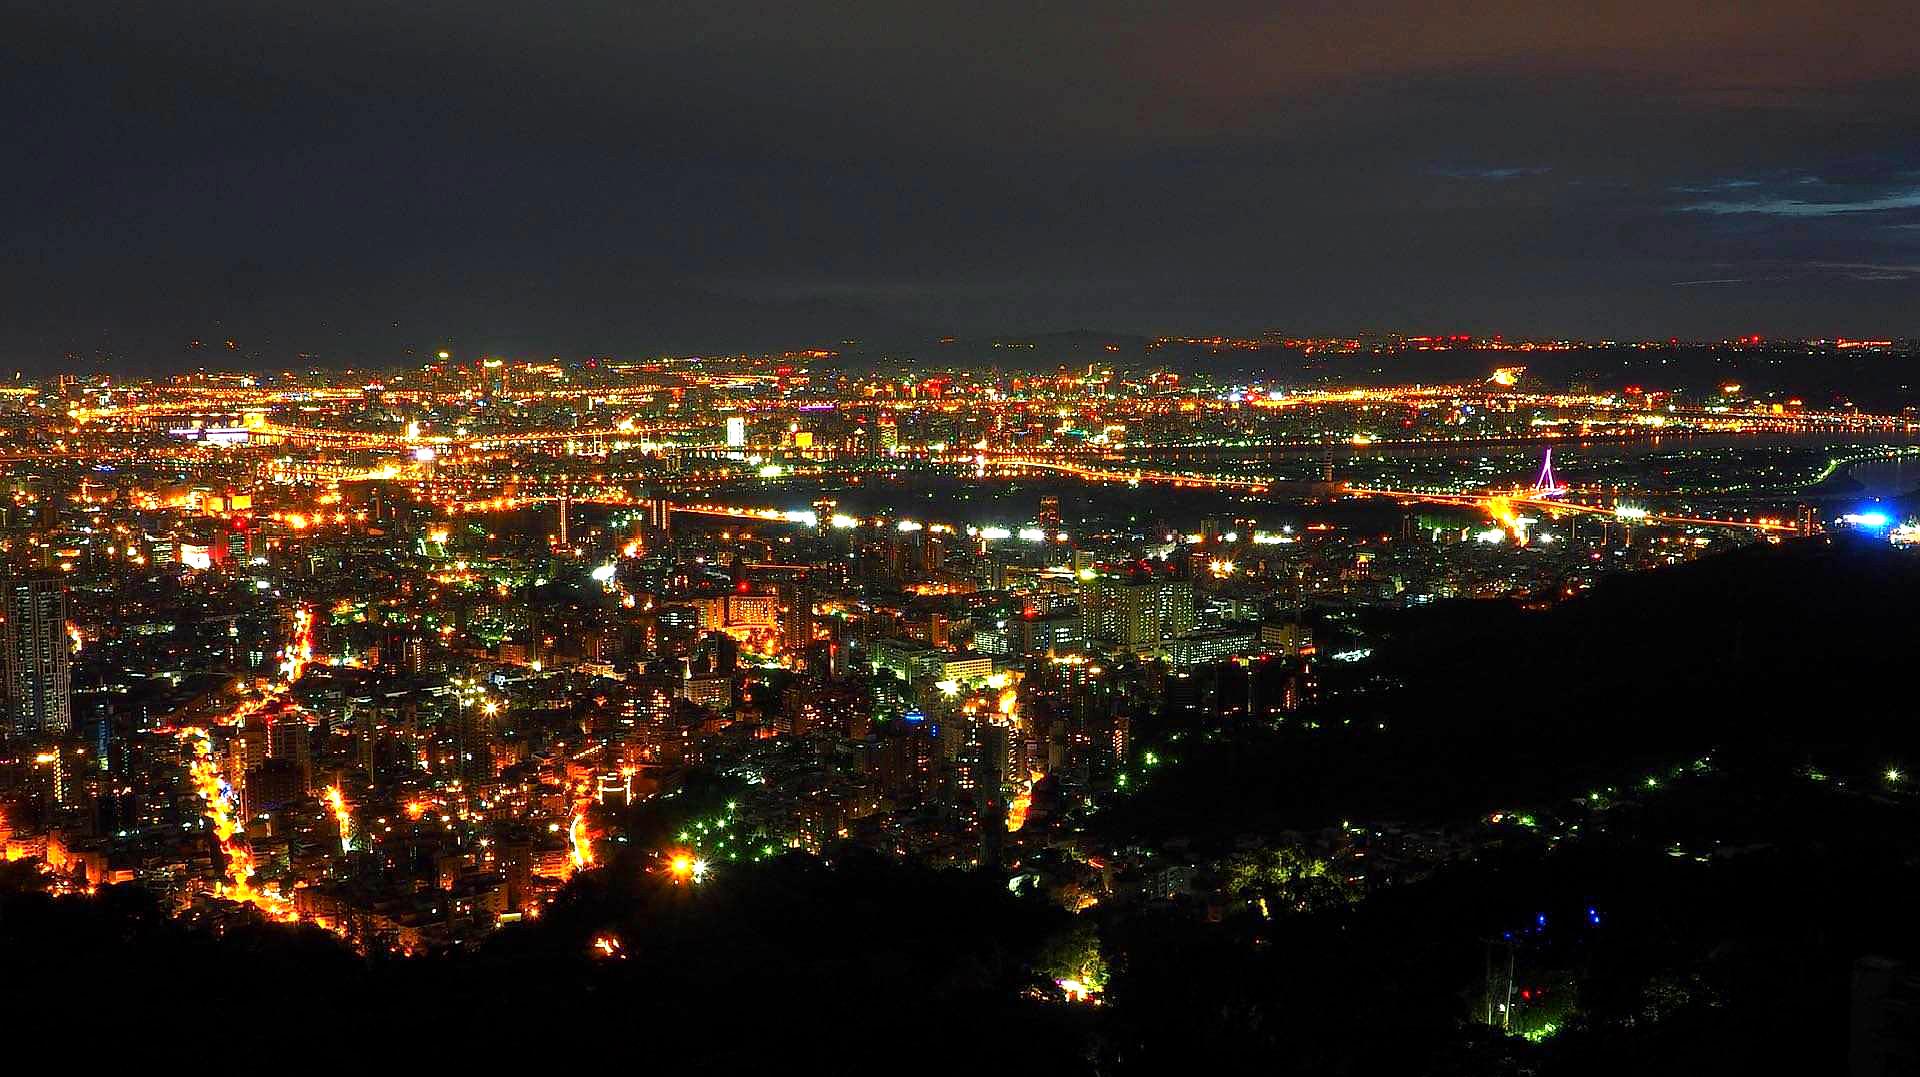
[1536,913,1547,928]
[1840,510,1892,529]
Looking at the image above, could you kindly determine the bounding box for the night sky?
[6,2,1920,368]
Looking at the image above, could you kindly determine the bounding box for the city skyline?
[7,4,1920,1069]
[5,300,1920,1071]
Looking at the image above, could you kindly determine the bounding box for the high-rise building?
[620,675,677,728]
[268,713,314,791]
[1079,567,1195,650]
[448,695,497,784]
[681,673,733,713]
[646,496,674,542]
[869,414,898,455]
[780,581,816,654]
[725,415,747,448]
[1038,495,1062,534]
[3,576,71,737]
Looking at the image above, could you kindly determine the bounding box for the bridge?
[1346,448,1799,538]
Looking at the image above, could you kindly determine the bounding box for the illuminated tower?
[1038,496,1062,534]
[3,575,71,737]
[647,496,673,543]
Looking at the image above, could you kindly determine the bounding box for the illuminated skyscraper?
[3,575,71,737]
[1038,495,1062,535]
[646,496,674,542]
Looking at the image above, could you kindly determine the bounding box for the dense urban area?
[6,339,1920,1069]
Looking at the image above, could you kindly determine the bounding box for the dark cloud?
[3,1,1919,369]
[1680,188,1920,217]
